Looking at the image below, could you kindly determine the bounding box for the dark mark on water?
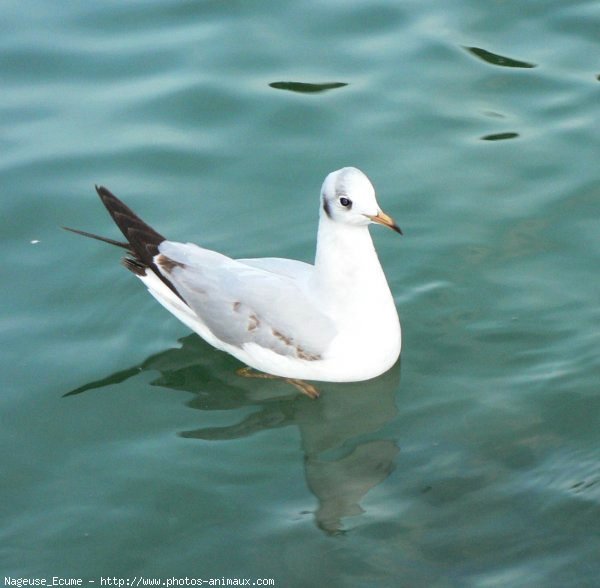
[481,132,519,141]
[269,81,348,94]
[464,47,536,69]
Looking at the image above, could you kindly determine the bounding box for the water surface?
[2,1,599,586]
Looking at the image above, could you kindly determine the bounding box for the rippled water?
[2,1,599,586]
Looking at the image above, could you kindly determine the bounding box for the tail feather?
[65,185,184,301]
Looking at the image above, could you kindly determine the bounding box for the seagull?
[65,167,402,396]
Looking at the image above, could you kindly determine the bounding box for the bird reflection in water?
[66,334,400,534]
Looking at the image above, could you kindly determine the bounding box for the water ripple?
[464,46,537,68]
[269,81,348,94]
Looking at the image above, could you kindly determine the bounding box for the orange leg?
[236,367,320,399]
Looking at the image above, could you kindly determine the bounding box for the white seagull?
[66,167,402,397]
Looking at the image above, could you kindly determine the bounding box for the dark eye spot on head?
[340,197,352,208]
[322,195,332,218]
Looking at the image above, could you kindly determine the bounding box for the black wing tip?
[69,184,184,302]
[122,257,147,276]
[62,225,131,249]
[95,185,120,209]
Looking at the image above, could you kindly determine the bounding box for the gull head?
[320,167,402,234]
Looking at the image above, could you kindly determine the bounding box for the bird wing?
[155,241,336,361]
[236,257,314,281]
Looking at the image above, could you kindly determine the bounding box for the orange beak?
[367,210,403,234]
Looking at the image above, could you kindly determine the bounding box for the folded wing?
[156,242,336,361]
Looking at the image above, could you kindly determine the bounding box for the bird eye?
[340,197,352,208]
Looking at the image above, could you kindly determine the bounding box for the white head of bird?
[320,167,401,234]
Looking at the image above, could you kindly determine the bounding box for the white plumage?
[68,167,402,386]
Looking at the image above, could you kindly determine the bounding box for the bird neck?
[312,214,400,352]
[313,214,388,296]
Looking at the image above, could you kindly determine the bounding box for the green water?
[2,1,599,586]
